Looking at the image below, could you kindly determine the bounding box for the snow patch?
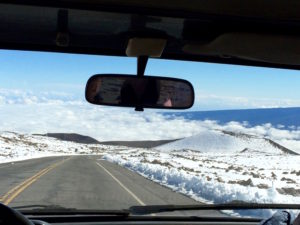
[1,131,299,218]
[156,130,295,155]
[102,145,300,217]
[0,131,116,163]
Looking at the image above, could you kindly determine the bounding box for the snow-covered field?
[103,130,300,217]
[1,130,299,217]
[0,131,118,163]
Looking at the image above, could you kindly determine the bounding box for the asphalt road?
[0,155,224,216]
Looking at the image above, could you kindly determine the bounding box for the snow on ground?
[0,131,118,163]
[156,129,293,154]
[103,148,300,203]
[1,131,299,217]
[102,131,300,217]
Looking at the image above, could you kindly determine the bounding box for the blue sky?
[2,50,300,141]
[1,49,300,110]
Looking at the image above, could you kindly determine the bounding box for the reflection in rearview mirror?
[85,74,194,110]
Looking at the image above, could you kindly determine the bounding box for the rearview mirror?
[85,74,194,110]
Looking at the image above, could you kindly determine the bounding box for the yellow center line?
[0,157,71,205]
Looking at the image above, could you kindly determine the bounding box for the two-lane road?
[0,155,223,216]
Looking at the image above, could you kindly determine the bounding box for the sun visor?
[126,38,166,57]
[183,32,300,65]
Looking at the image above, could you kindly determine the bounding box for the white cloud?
[0,101,298,142]
[0,88,83,105]
[2,87,300,109]
[195,93,300,110]
[0,88,300,153]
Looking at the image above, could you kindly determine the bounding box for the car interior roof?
[1,0,300,70]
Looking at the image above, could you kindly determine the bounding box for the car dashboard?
[27,215,262,225]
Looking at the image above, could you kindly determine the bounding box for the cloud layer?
[195,93,300,110]
[1,89,300,152]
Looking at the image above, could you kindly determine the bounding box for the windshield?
[0,50,299,219]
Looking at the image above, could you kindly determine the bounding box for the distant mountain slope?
[37,133,177,148]
[156,130,298,155]
[39,133,101,144]
[100,139,178,148]
[163,107,300,128]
